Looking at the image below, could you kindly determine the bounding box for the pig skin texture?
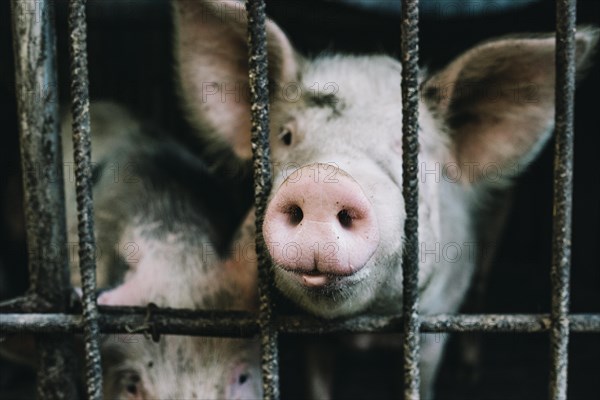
[62,103,262,400]
[173,3,598,398]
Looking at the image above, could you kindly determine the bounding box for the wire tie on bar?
[124,303,160,342]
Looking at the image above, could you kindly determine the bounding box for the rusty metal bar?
[550,1,577,399]
[245,0,279,399]
[3,312,600,336]
[10,0,69,322]
[2,1,591,400]
[400,0,421,399]
[9,0,79,398]
[67,0,102,398]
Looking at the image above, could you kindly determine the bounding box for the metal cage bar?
[2,312,600,336]
[67,0,103,398]
[245,0,280,399]
[400,0,421,399]
[0,1,596,400]
[9,0,79,398]
[551,1,577,399]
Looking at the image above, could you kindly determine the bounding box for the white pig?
[62,102,262,400]
[173,0,598,398]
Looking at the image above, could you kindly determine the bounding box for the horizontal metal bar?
[0,292,79,313]
[2,312,600,336]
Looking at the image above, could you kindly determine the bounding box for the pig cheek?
[391,138,403,156]
[366,181,405,260]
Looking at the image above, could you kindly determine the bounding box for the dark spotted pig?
[62,102,261,400]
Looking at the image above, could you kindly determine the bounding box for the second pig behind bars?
[173,0,598,398]
[62,102,262,400]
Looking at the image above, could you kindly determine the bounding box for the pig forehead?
[146,337,257,397]
[300,55,403,106]
[104,336,255,367]
[292,56,449,161]
[286,103,406,165]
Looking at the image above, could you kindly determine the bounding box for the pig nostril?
[337,209,353,228]
[286,205,303,226]
[126,384,138,395]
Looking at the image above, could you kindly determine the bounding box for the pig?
[60,102,262,399]
[173,0,598,398]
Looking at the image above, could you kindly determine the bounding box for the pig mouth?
[277,265,358,290]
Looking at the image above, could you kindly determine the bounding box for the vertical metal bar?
[245,1,279,399]
[11,0,69,311]
[400,0,421,399]
[10,0,79,398]
[550,1,576,399]
[67,0,103,398]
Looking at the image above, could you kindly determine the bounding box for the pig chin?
[272,257,379,318]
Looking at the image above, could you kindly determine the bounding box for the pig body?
[173,1,598,398]
[62,102,261,399]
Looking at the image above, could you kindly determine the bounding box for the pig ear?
[173,0,300,159]
[422,27,599,186]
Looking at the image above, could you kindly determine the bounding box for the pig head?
[173,0,599,320]
[62,102,262,400]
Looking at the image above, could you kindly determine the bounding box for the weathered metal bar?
[3,313,600,335]
[10,0,69,322]
[400,0,421,399]
[245,0,279,399]
[280,314,600,334]
[550,1,577,399]
[9,0,79,398]
[67,0,102,398]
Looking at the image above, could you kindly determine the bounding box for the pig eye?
[116,370,143,399]
[126,383,138,395]
[126,373,140,395]
[91,160,105,186]
[278,127,293,146]
[238,373,249,385]
[228,364,255,399]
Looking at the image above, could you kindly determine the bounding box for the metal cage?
[1,1,599,400]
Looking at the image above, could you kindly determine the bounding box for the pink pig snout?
[263,164,379,287]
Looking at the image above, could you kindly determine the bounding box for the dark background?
[1,0,599,399]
